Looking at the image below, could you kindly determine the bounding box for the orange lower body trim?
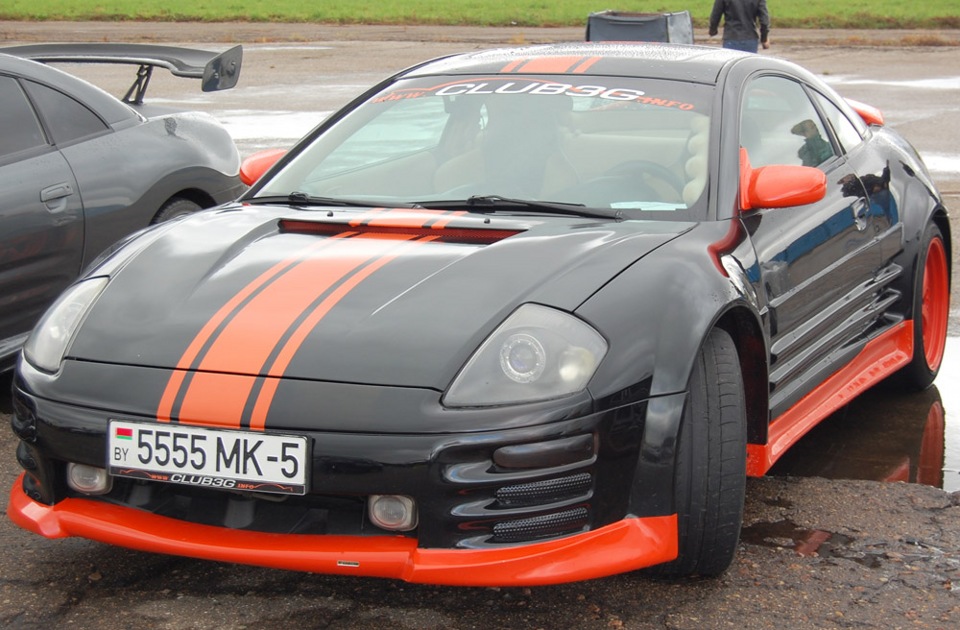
[7,477,678,586]
[747,321,914,476]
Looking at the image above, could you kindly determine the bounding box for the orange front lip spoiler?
[8,476,678,586]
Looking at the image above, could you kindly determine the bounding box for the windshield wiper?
[420,195,623,220]
[246,192,420,209]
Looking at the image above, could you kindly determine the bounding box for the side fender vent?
[491,507,590,543]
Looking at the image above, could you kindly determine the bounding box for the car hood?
[71,205,693,389]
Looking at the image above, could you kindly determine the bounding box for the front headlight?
[443,303,608,407]
[23,277,109,373]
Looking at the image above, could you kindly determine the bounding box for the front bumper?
[11,359,687,584]
[8,479,677,586]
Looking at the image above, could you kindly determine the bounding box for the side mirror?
[845,98,884,127]
[240,148,287,186]
[739,148,827,211]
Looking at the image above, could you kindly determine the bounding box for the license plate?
[107,420,309,495]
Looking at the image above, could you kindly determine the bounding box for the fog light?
[66,463,112,495]
[368,495,418,531]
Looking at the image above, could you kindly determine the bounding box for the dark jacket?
[709,0,770,43]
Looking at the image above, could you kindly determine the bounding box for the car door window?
[0,75,47,158]
[813,92,864,154]
[740,76,837,168]
[23,79,108,145]
[311,97,449,180]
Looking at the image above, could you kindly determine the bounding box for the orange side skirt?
[747,321,914,476]
[7,478,678,586]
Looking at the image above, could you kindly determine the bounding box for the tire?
[646,327,747,578]
[895,222,949,390]
[152,197,202,224]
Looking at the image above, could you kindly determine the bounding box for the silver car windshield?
[258,75,713,219]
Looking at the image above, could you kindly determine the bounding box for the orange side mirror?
[845,98,884,127]
[240,148,287,186]
[739,148,827,211]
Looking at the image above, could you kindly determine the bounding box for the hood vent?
[279,218,521,245]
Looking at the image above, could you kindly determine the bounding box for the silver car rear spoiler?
[1,43,242,104]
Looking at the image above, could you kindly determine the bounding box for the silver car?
[0,44,246,371]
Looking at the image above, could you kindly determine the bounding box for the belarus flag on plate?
[115,427,133,440]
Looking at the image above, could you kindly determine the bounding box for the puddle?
[770,338,960,492]
[740,520,882,567]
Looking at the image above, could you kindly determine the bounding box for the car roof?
[402,42,751,84]
[0,53,139,126]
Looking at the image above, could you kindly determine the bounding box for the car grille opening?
[495,472,593,507]
[492,507,590,543]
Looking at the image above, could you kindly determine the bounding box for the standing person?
[709,0,771,53]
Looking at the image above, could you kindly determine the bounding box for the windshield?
[256,74,713,220]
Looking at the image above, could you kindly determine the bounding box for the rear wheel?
[896,222,949,390]
[152,197,202,223]
[646,327,747,578]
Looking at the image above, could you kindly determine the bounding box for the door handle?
[40,183,75,211]
[851,197,869,231]
[40,183,75,202]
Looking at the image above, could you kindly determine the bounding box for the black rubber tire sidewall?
[645,327,747,578]
[152,198,202,224]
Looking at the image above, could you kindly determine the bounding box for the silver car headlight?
[23,276,109,373]
[443,304,608,407]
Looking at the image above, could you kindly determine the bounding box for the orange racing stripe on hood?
[156,234,351,423]
[160,231,427,429]
[247,235,440,430]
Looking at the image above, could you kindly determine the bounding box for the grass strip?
[2,0,959,29]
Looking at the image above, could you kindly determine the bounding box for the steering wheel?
[603,160,685,199]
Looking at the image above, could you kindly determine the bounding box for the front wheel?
[896,222,949,391]
[645,327,747,578]
[152,197,202,224]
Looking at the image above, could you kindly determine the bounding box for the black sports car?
[0,44,246,371]
[8,43,951,586]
